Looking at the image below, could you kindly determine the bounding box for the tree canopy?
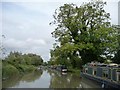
[5,52,43,66]
[113,25,120,64]
[50,1,119,68]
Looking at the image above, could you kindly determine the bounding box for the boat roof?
[83,62,119,68]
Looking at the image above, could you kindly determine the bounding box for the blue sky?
[1,0,119,61]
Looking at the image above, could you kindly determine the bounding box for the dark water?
[2,68,101,88]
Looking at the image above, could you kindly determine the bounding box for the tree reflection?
[49,70,82,88]
[2,74,21,88]
[21,70,43,82]
[2,70,43,88]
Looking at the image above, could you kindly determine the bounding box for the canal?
[2,68,102,88]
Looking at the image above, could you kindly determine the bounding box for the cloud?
[26,38,46,46]
[4,38,25,49]
[3,38,50,60]
[4,38,46,49]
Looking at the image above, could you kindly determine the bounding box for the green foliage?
[2,62,19,79]
[43,62,48,66]
[6,52,43,66]
[30,55,43,66]
[113,50,120,64]
[113,25,120,64]
[50,1,119,68]
[104,59,112,64]
[2,52,44,79]
[17,64,36,73]
[68,68,80,74]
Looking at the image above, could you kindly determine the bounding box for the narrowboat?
[81,61,120,89]
[56,65,67,72]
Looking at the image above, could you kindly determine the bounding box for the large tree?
[113,25,120,64]
[50,1,119,65]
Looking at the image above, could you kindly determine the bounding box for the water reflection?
[47,69,82,88]
[2,68,101,88]
[2,70,43,88]
[20,70,43,82]
[2,74,21,88]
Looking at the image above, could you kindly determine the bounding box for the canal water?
[2,68,101,88]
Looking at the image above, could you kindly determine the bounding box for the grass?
[67,67,81,74]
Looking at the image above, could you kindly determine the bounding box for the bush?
[2,64,19,79]
[18,65,36,73]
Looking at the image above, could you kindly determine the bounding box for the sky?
[1,0,119,61]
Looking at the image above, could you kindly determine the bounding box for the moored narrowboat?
[56,65,68,72]
[81,62,120,89]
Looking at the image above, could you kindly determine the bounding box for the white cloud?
[3,38,49,60]
[4,38,46,49]
[26,38,46,46]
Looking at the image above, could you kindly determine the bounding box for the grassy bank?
[67,67,80,74]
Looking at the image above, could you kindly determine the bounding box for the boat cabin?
[82,62,120,83]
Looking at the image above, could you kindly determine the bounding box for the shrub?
[2,64,19,79]
[18,65,36,73]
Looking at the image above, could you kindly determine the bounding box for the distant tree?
[5,52,43,66]
[43,62,48,66]
[1,35,6,57]
[26,53,43,66]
